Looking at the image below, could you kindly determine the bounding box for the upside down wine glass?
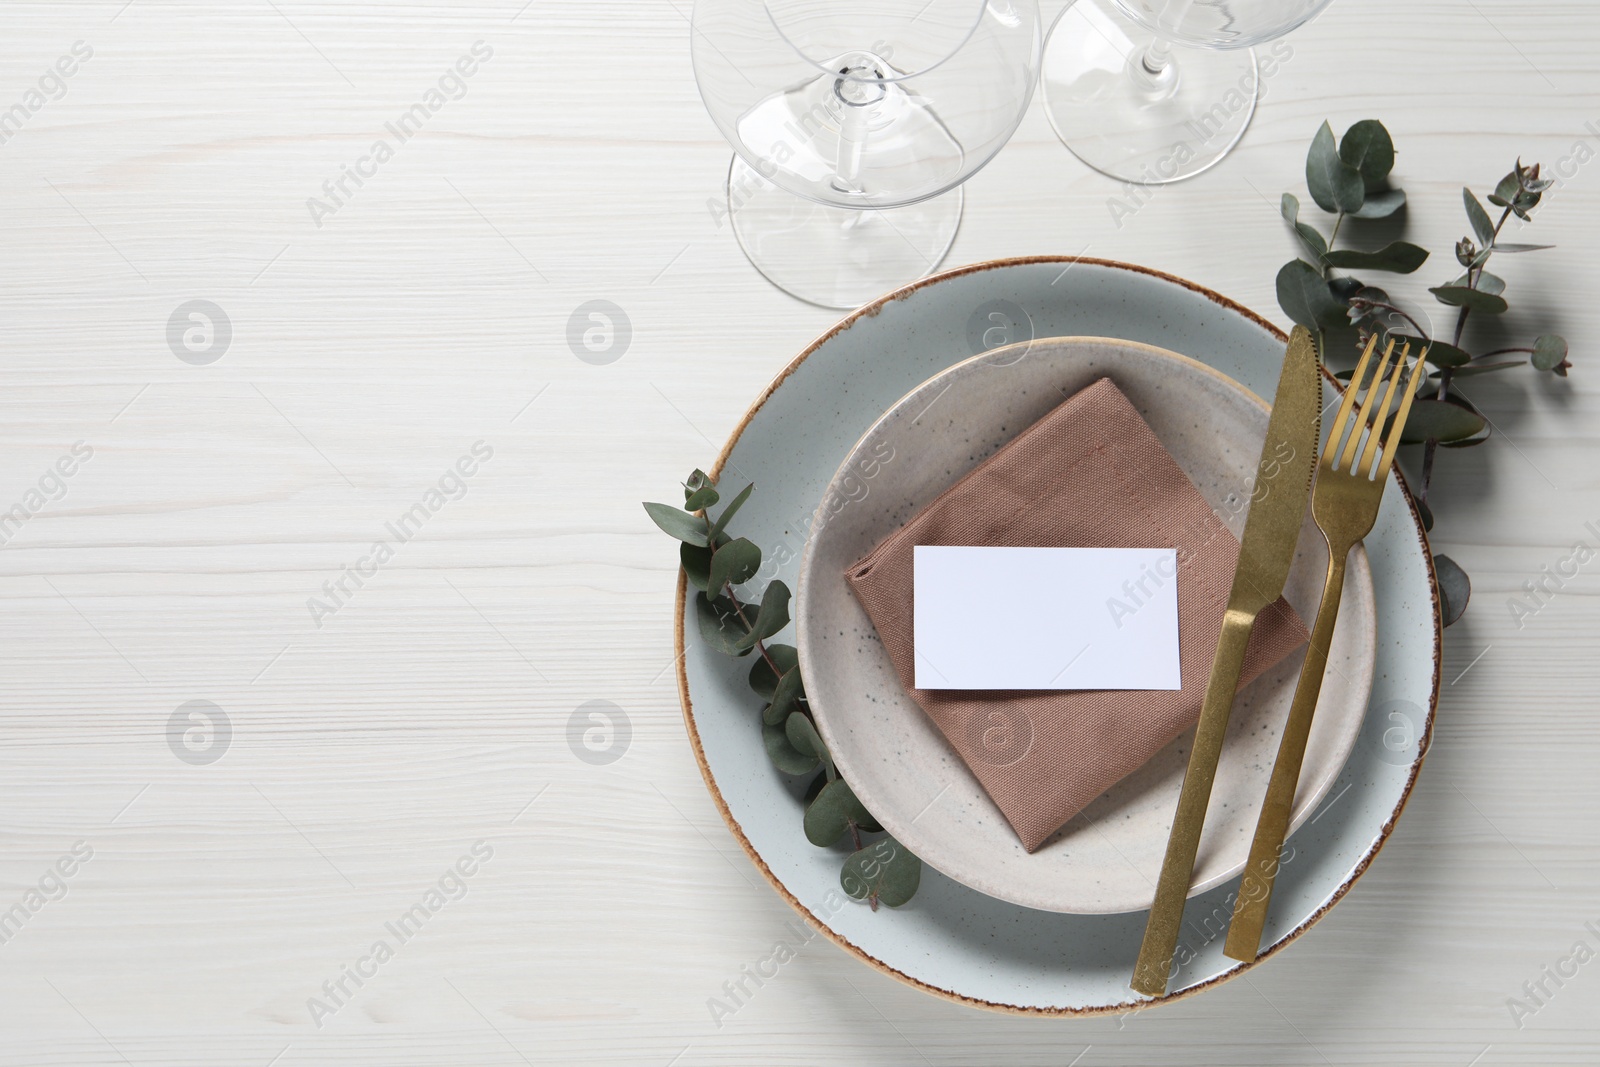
[693,0,1042,308]
[1042,0,1336,184]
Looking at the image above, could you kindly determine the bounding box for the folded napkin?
[845,377,1308,852]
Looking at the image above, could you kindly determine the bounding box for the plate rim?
[672,255,1443,1015]
[793,333,1378,914]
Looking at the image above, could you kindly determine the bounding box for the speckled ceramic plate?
[674,257,1441,1014]
[795,336,1376,914]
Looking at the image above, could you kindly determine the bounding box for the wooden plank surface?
[1,1,1597,1063]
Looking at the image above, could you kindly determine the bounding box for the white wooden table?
[2,1,1596,1063]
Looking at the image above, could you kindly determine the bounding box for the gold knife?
[1129,326,1322,998]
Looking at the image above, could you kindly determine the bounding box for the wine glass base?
[725,156,962,310]
[1042,0,1257,185]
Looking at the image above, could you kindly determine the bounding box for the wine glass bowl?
[692,0,1041,307]
[1042,0,1336,185]
[1115,0,1334,50]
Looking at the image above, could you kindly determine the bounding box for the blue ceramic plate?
[674,257,1441,1014]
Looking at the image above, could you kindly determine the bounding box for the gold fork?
[1223,334,1426,963]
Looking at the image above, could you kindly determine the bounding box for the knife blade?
[1129,326,1322,998]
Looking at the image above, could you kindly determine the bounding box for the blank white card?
[912,546,1182,691]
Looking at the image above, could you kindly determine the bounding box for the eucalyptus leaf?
[644,501,709,546]
[1474,271,1507,296]
[696,592,752,656]
[1430,286,1508,314]
[769,666,805,720]
[684,485,719,511]
[803,779,872,847]
[762,701,787,726]
[1319,324,1365,363]
[1330,276,1368,303]
[803,769,829,805]
[681,542,713,591]
[1400,399,1489,444]
[707,482,754,542]
[708,537,762,593]
[1339,119,1395,191]
[1532,334,1569,372]
[763,720,819,775]
[748,643,800,699]
[841,837,922,908]
[1415,495,1434,533]
[1322,241,1430,274]
[1493,170,1521,204]
[1306,121,1366,214]
[1421,341,1472,368]
[733,580,791,651]
[785,711,828,762]
[1434,553,1471,627]
[1351,187,1406,219]
[1281,193,1327,257]
[683,469,713,498]
[1437,359,1526,378]
[1463,187,1496,246]
[1277,259,1348,331]
[1492,242,1556,253]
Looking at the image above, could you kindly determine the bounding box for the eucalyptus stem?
[721,581,785,681]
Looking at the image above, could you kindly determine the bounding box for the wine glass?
[693,0,1042,309]
[1042,0,1335,184]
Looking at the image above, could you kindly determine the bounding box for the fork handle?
[1223,543,1350,962]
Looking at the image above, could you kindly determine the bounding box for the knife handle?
[1224,547,1348,962]
[1131,608,1255,997]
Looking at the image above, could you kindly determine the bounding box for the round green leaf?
[785,711,827,762]
[695,591,751,657]
[803,769,829,805]
[1339,119,1395,191]
[1422,341,1471,368]
[840,837,922,908]
[733,580,791,651]
[1434,553,1471,627]
[1276,259,1348,331]
[1472,270,1506,297]
[708,537,762,593]
[1307,121,1366,214]
[1429,286,1508,314]
[764,720,819,775]
[803,778,872,847]
[748,643,799,699]
[684,484,719,511]
[1399,399,1488,444]
[1532,334,1569,372]
[1350,187,1406,219]
[768,666,805,720]
[1415,495,1434,533]
[681,542,712,591]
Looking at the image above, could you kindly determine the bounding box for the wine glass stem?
[836,102,868,191]
[1142,39,1172,75]
[1131,37,1179,96]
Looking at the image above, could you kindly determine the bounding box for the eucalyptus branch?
[644,470,921,909]
[1274,123,1568,626]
